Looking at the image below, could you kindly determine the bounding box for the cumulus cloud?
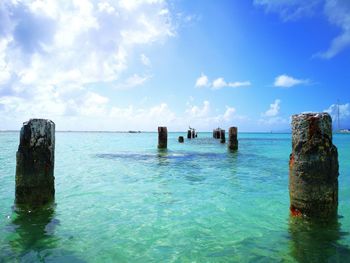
[212,77,251,90]
[317,1,350,58]
[0,0,176,128]
[254,0,350,58]
[140,54,151,67]
[263,99,281,117]
[259,99,288,127]
[115,74,152,89]
[324,103,350,120]
[195,73,210,88]
[274,74,308,88]
[195,73,251,90]
[186,100,210,118]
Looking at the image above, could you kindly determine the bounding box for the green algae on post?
[289,113,339,218]
[15,119,55,207]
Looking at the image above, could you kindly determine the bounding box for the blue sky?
[0,0,349,131]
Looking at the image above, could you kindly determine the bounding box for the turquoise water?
[0,132,350,262]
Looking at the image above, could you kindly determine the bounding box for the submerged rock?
[289,113,338,218]
[15,119,55,207]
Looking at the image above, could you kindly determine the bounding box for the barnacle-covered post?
[289,113,339,218]
[228,127,238,150]
[158,127,167,149]
[15,119,55,207]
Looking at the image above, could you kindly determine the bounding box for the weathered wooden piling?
[220,129,226,143]
[228,127,238,150]
[158,127,167,149]
[187,130,192,139]
[178,136,184,143]
[192,129,196,139]
[289,113,339,218]
[15,119,55,207]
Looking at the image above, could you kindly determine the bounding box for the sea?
[0,132,349,262]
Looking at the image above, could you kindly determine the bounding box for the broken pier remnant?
[220,129,226,143]
[213,128,222,139]
[228,127,238,150]
[289,113,339,218]
[187,129,192,139]
[158,127,168,149]
[178,136,184,143]
[15,119,55,207]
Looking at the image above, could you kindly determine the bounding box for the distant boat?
[335,100,349,133]
[339,129,350,134]
[128,131,141,133]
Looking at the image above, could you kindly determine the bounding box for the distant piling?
[15,119,55,207]
[220,129,226,143]
[192,129,196,139]
[213,128,221,139]
[158,127,168,149]
[228,127,238,150]
[178,136,184,143]
[187,130,192,139]
[289,113,339,218]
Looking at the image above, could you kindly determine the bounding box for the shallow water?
[0,132,349,262]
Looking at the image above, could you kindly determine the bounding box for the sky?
[0,0,349,132]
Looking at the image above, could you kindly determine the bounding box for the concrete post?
[289,113,339,218]
[228,127,238,150]
[220,129,226,143]
[15,119,55,207]
[158,127,167,149]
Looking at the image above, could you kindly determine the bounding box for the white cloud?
[0,0,176,127]
[115,74,151,89]
[263,99,281,117]
[254,0,350,58]
[317,1,350,58]
[324,103,350,120]
[98,2,116,14]
[195,73,210,88]
[140,54,151,66]
[222,106,236,121]
[259,99,288,127]
[274,74,308,88]
[212,77,251,90]
[186,100,210,118]
[195,74,251,89]
[254,0,322,21]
